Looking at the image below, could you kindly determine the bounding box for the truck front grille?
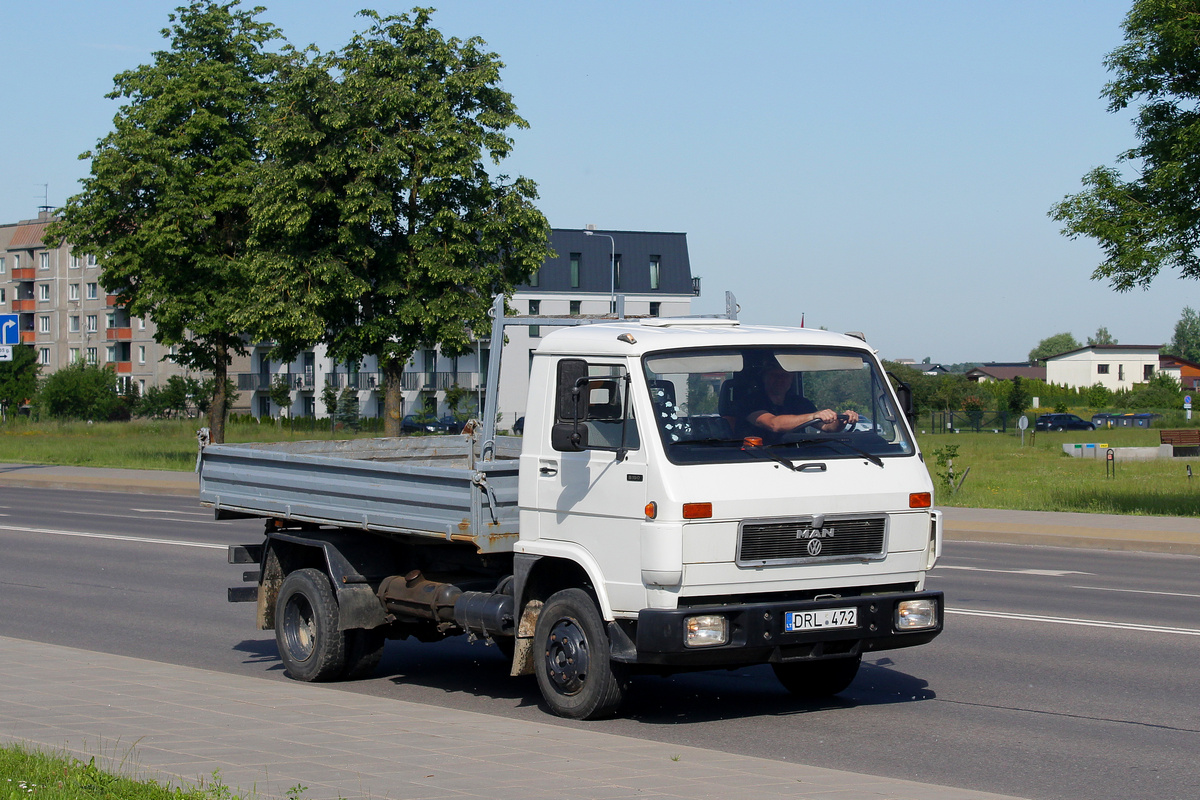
[737,515,887,566]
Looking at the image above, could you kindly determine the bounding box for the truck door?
[536,359,646,610]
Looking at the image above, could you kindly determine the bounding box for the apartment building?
[240,228,701,427]
[1,211,249,410]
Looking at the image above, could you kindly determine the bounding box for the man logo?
[796,515,835,557]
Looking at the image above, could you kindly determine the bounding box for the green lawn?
[1,418,1197,517]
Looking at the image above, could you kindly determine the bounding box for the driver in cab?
[741,357,859,443]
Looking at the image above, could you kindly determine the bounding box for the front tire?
[276,568,347,682]
[534,589,627,720]
[772,655,861,699]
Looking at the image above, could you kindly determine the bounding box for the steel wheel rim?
[282,595,316,663]
[544,617,590,695]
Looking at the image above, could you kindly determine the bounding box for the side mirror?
[551,422,589,452]
[893,380,915,425]
[556,359,589,422]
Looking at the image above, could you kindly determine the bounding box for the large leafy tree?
[0,346,39,417]
[45,1,282,443]
[1029,332,1082,365]
[247,8,552,436]
[1050,0,1200,290]
[1163,305,1200,360]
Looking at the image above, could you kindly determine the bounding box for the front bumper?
[630,590,943,667]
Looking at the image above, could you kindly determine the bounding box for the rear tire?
[534,589,627,720]
[772,655,861,699]
[276,568,346,682]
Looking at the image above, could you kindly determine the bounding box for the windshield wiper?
[669,437,743,447]
[740,440,800,471]
[770,437,884,468]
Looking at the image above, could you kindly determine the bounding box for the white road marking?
[936,565,1092,577]
[1071,585,1200,600]
[0,524,225,550]
[948,608,1200,637]
[52,508,231,524]
[131,508,211,517]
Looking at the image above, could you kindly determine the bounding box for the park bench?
[1160,429,1200,457]
[1159,429,1200,446]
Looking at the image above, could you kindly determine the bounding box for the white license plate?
[784,607,857,632]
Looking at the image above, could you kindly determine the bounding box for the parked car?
[401,415,453,434]
[1035,413,1095,432]
[512,416,525,435]
[439,415,468,434]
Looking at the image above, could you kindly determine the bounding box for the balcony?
[326,372,382,390]
[12,299,35,312]
[19,331,34,344]
[12,268,34,280]
[692,276,702,296]
[106,295,120,307]
[113,362,132,373]
[106,327,133,341]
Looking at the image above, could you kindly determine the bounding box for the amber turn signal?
[682,502,713,519]
[909,492,932,508]
[645,501,657,519]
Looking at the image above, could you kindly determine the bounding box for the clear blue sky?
[3,1,1189,363]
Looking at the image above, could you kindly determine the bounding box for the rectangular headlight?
[684,614,728,647]
[896,599,938,631]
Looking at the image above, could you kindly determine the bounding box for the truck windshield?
[642,346,914,465]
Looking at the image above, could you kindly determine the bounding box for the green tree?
[335,387,360,431]
[1029,332,1081,365]
[37,362,128,421]
[269,375,292,418]
[1007,376,1031,417]
[1162,306,1200,361]
[1087,326,1118,346]
[1050,1,1200,291]
[45,1,283,443]
[0,346,39,418]
[246,8,552,437]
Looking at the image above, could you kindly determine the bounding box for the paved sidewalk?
[0,636,1026,800]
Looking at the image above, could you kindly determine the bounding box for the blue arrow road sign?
[0,315,18,345]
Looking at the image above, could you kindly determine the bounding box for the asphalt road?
[2,486,1198,800]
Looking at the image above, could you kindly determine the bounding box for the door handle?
[539,466,558,476]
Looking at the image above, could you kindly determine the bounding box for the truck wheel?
[534,589,627,720]
[341,628,386,680]
[276,568,346,682]
[772,655,861,699]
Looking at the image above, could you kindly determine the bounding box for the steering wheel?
[797,413,853,431]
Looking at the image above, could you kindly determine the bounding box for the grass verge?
[0,742,291,800]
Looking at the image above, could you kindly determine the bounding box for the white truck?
[202,295,943,719]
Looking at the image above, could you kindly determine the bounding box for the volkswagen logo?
[806,538,823,556]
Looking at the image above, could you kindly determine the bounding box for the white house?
[1044,344,1162,391]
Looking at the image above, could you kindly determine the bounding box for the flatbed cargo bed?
[198,435,522,553]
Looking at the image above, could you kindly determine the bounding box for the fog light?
[896,599,937,630]
[684,615,728,647]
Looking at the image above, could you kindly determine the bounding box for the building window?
[138,345,146,364]
[1097,364,1109,374]
[528,299,540,338]
[70,348,80,363]
[528,268,539,287]
[39,253,49,270]
[86,283,98,300]
[649,255,661,290]
[86,347,97,364]
[0,288,5,304]
[39,315,50,333]
[1118,364,1125,381]
[69,283,80,301]
[570,300,581,316]
[570,253,581,288]
[87,254,97,267]
[12,255,19,270]
[0,256,6,273]
[106,313,116,329]
[106,346,116,363]
[70,254,80,269]
[650,301,661,317]
[38,284,50,301]
[138,379,146,395]
[137,317,146,330]
[39,348,50,365]
[86,315,97,333]
[1144,364,1154,380]
[69,316,79,333]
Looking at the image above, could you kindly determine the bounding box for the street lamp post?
[584,226,616,315]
